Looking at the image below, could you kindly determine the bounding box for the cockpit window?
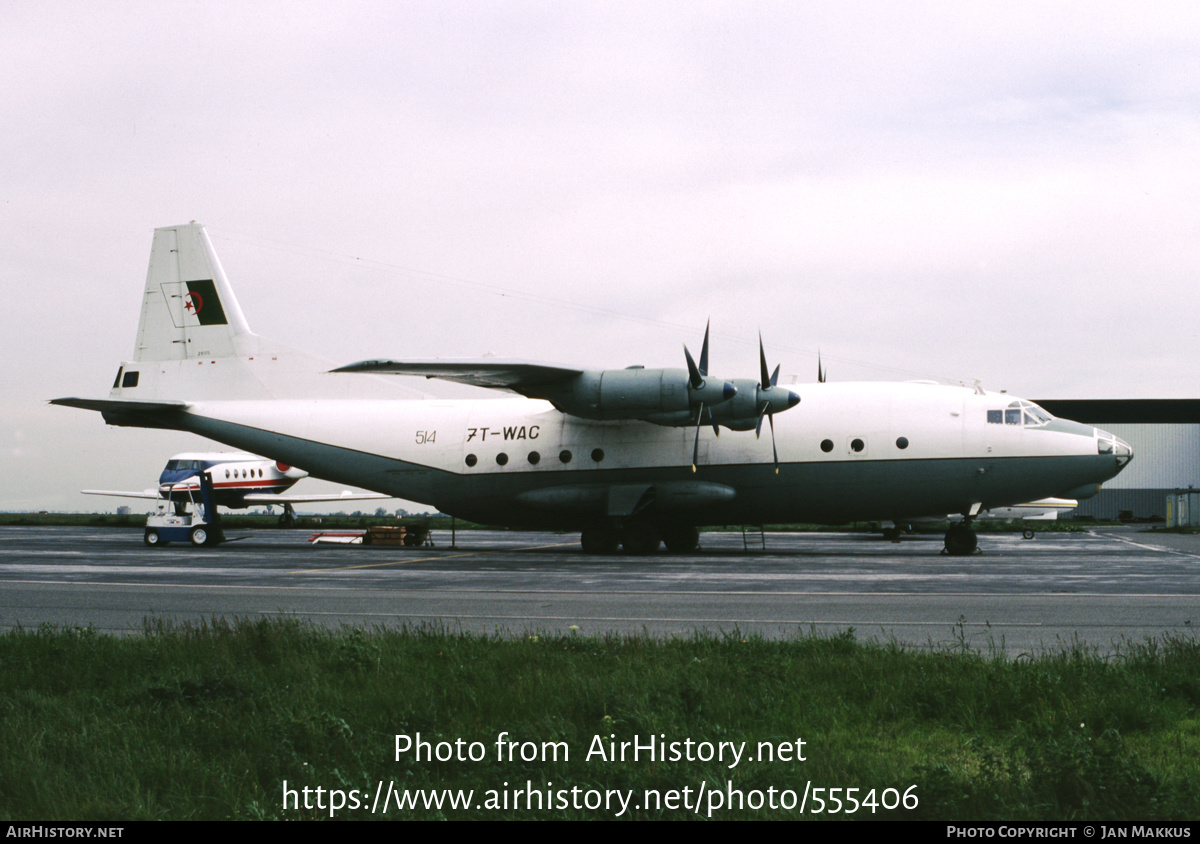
[1025,405,1053,425]
[988,401,1054,428]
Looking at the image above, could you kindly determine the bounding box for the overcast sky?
[5,1,1200,510]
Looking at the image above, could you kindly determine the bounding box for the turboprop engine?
[540,365,736,424]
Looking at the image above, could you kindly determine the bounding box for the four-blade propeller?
[685,324,801,473]
[683,321,731,471]
[752,334,802,473]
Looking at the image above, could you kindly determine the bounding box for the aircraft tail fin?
[100,222,420,403]
[133,222,255,362]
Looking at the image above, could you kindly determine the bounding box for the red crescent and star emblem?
[184,292,204,315]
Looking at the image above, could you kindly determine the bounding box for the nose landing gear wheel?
[942,523,979,556]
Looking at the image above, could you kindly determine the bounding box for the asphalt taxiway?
[1,525,1198,654]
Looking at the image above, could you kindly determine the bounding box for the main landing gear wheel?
[621,524,661,556]
[581,524,664,556]
[189,526,210,547]
[144,529,164,547]
[660,525,700,553]
[580,527,620,555]
[942,523,979,556]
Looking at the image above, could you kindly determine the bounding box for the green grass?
[1,621,1197,820]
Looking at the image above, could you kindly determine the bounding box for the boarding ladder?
[742,526,766,551]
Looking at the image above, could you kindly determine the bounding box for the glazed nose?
[1096,428,1133,467]
[1114,435,1133,467]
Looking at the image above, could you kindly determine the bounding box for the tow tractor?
[144,470,224,547]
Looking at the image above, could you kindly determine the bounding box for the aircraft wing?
[242,491,390,504]
[981,498,1078,521]
[82,489,163,500]
[331,359,584,394]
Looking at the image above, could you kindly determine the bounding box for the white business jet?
[82,451,387,526]
[53,223,1132,556]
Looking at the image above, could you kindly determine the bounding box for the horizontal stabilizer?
[50,397,188,413]
[50,397,189,428]
[82,489,162,500]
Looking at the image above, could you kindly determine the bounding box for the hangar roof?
[1035,400,1200,425]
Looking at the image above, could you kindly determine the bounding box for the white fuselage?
[154,380,1127,528]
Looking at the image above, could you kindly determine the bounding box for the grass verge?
[1,620,1197,820]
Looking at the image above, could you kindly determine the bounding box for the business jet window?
[464,454,477,467]
[592,449,605,463]
[850,438,865,453]
[559,450,573,464]
[496,453,509,466]
[896,437,909,449]
[528,451,540,465]
[820,439,834,453]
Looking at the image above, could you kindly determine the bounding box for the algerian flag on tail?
[162,278,228,327]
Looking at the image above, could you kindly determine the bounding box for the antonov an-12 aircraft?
[53,222,1133,555]
[81,452,387,525]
